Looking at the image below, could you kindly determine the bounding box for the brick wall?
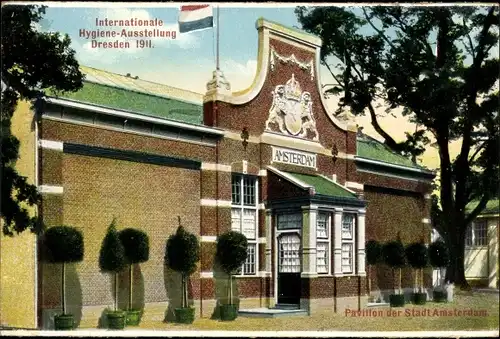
[363,185,432,292]
[40,153,202,310]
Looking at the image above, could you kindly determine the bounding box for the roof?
[46,66,203,125]
[356,133,429,170]
[284,171,357,199]
[46,66,431,174]
[466,199,500,216]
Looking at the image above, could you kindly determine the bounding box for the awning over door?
[266,166,366,208]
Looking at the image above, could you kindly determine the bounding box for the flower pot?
[219,304,238,321]
[126,309,142,326]
[433,290,447,303]
[412,292,427,305]
[107,310,126,329]
[54,314,74,330]
[175,307,195,324]
[389,294,405,307]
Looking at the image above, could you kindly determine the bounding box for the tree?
[405,241,429,293]
[99,218,127,312]
[429,240,450,287]
[382,239,407,294]
[216,231,248,306]
[42,226,84,324]
[1,5,84,236]
[365,239,382,296]
[165,221,200,310]
[119,228,149,316]
[296,5,499,289]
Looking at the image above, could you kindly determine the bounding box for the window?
[277,213,302,230]
[466,221,488,247]
[231,174,258,275]
[341,213,356,273]
[316,212,330,274]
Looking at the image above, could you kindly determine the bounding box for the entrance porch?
[247,166,368,315]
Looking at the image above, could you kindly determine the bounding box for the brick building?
[2,18,437,329]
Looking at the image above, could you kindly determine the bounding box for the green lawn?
[131,291,499,332]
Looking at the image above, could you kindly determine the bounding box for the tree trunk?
[399,268,402,294]
[367,265,372,295]
[392,268,396,294]
[445,226,469,289]
[228,274,232,305]
[181,274,185,309]
[184,274,189,309]
[420,268,424,293]
[114,273,118,311]
[129,264,133,311]
[62,262,66,315]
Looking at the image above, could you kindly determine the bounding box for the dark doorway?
[277,233,301,305]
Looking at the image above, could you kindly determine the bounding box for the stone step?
[272,303,300,310]
[238,307,308,318]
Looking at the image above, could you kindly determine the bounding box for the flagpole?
[216,5,220,71]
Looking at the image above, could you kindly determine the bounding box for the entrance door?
[277,233,301,305]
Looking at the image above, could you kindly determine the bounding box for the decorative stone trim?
[422,218,431,224]
[200,236,217,243]
[200,199,232,208]
[300,272,319,278]
[345,181,364,190]
[269,46,314,80]
[64,142,201,170]
[258,169,267,177]
[201,163,232,172]
[39,140,63,151]
[39,185,63,194]
[200,272,214,279]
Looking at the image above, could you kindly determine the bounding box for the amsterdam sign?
[271,146,317,169]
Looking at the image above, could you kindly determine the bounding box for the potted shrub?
[429,240,450,302]
[366,240,382,302]
[42,226,84,330]
[119,228,149,326]
[382,239,407,307]
[165,220,200,324]
[405,241,429,305]
[99,218,127,329]
[215,231,248,321]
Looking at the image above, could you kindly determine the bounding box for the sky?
[25,2,498,170]
[37,4,310,94]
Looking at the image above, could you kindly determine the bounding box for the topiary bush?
[215,231,248,321]
[429,240,450,289]
[382,240,407,295]
[405,241,429,293]
[99,219,127,315]
[165,220,200,324]
[366,240,382,296]
[43,225,84,330]
[119,228,149,325]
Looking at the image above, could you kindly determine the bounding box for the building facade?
[2,19,436,329]
[464,199,499,288]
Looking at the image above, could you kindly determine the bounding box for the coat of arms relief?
[265,73,319,141]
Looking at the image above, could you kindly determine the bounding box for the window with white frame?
[231,174,258,275]
[341,213,356,273]
[465,220,488,247]
[316,212,330,274]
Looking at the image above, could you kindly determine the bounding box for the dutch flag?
[178,5,214,33]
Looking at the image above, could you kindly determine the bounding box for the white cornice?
[44,97,225,136]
